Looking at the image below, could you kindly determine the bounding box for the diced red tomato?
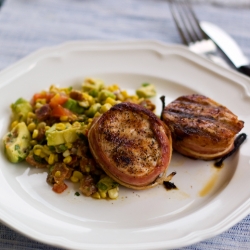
[50,104,73,117]
[52,182,68,193]
[32,92,55,104]
[32,91,73,119]
[49,93,68,108]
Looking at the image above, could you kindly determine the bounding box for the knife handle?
[238,65,250,77]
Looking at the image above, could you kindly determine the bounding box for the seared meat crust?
[162,94,244,160]
[88,102,172,189]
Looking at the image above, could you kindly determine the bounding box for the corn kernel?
[45,126,50,131]
[63,150,70,157]
[108,187,119,199]
[82,93,90,100]
[33,145,43,150]
[60,87,72,95]
[11,121,18,129]
[116,93,125,101]
[30,140,38,146]
[82,126,88,136]
[36,98,46,104]
[94,112,101,117]
[113,84,119,90]
[130,95,139,101]
[85,78,95,84]
[35,103,43,109]
[28,112,36,118]
[121,90,129,98]
[86,94,95,105]
[55,171,61,177]
[26,118,33,125]
[55,123,66,131]
[107,84,119,92]
[34,149,42,156]
[84,78,104,86]
[70,176,79,183]
[37,122,46,129]
[99,191,107,199]
[78,100,89,108]
[85,166,90,173]
[49,85,58,93]
[92,192,101,199]
[100,103,112,113]
[32,129,39,139]
[65,142,72,149]
[27,122,36,132]
[105,97,116,106]
[73,171,83,180]
[48,154,55,165]
[72,121,81,128]
[70,170,84,183]
[87,122,92,129]
[60,116,68,122]
[63,155,72,164]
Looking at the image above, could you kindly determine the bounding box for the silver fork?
[169,0,230,67]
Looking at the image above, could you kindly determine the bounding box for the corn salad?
[3,78,156,199]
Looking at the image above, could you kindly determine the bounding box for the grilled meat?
[162,94,244,160]
[88,102,172,190]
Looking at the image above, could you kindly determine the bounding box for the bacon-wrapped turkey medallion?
[161,94,244,160]
[88,102,172,190]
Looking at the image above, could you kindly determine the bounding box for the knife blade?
[200,21,250,77]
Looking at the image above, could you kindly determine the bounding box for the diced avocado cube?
[96,176,119,199]
[136,83,156,98]
[57,144,67,152]
[88,89,99,97]
[98,89,116,103]
[78,100,90,108]
[85,103,101,118]
[96,176,118,192]
[82,78,104,93]
[100,103,112,113]
[45,122,81,146]
[3,122,31,163]
[63,98,84,114]
[11,98,32,122]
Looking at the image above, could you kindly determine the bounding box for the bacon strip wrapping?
[162,94,244,160]
[88,102,172,190]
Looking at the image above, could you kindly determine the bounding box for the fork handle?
[238,65,250,77]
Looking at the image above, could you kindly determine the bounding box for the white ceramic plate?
[0,41,250,250]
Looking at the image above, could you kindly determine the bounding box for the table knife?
[200,21,250,77]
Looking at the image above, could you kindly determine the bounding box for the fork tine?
[169,0,208,45]
[169,0,190,45]
[176,1,200,44]
[183,1,208,40]
[180,1,202,42]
